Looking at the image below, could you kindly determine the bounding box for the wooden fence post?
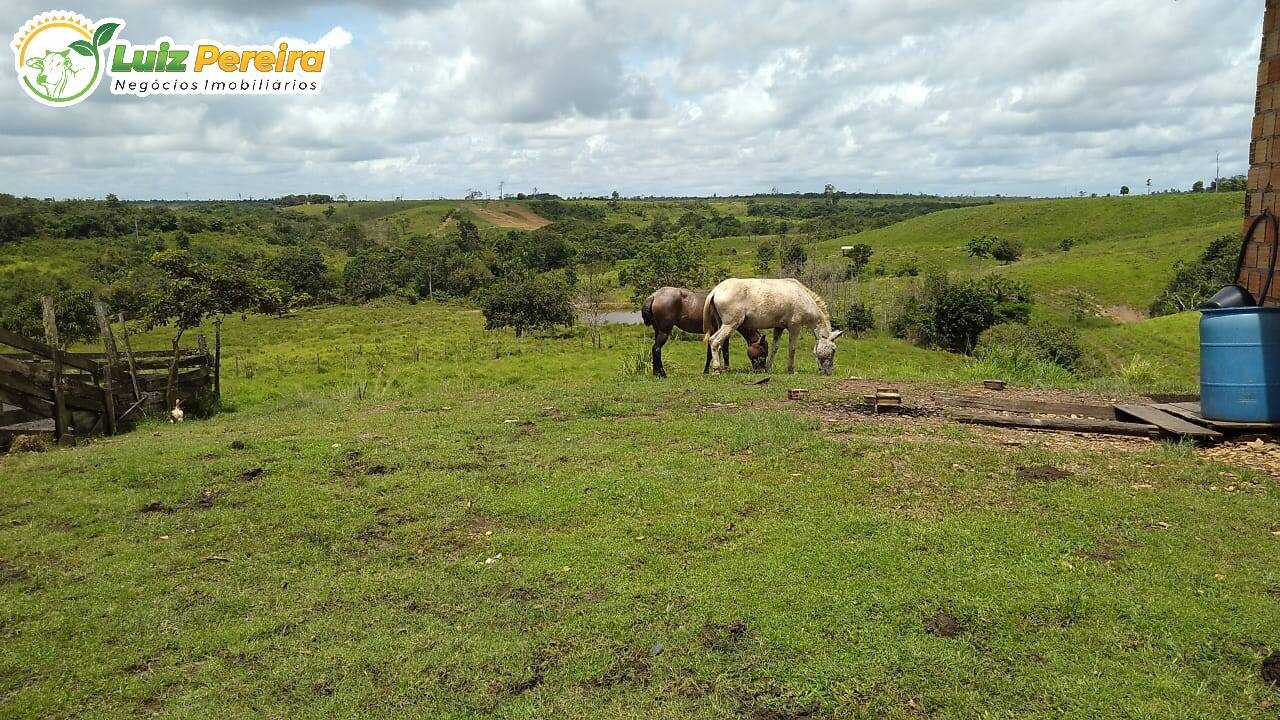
[92,299,119,435]
[116,313,143,407]
[40,297,71,445]
[213,320,222,399]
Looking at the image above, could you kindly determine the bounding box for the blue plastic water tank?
[1200,307,1280,422]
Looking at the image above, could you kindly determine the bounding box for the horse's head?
[745,330,769,371]
[814,330,843,375]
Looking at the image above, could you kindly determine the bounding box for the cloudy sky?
[0,1,1265,200]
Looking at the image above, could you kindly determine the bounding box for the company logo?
[12,11,120,107]
[12,9,334,108]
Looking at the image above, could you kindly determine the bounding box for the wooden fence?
[0,298,219,448]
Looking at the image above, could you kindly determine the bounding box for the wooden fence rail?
[0,298,220,448]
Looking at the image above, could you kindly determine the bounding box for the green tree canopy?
[617,229,712,302]
[479,272,575,336]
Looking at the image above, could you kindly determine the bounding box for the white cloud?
[0,0,1264,199]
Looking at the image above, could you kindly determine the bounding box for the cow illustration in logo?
[11,11,122,107]
[26,47,80,97]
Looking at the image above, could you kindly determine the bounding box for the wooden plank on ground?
[1155,403,1210,424]
[933,392,1116,420]
[1163,401,1280,431]
[1114,404,1222,440]
[948,410,1157,438]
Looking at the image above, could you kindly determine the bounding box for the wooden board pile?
[929,392,1276,444]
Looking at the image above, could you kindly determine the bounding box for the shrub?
[982,276,1033,325]
[479,272,574,336]
[1150,233,1238,316]
[990,237,1024,263]
[891,273,1036,354]
[840,301,875,336]
[779,238,808,273]
[929,279,997,353]
[1116,354,1164,387]
[977,321,1084,371]
[755,239,777,276]
[343,247,405,302]
[966,235,996,258]
[844,243,873,278]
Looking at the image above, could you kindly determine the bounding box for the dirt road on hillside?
[463,203,551,230]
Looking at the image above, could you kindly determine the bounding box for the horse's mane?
[793,280,829,318]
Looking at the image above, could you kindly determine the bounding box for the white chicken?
[169,399,185,423]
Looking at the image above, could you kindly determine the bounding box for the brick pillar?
[1243,0,1280,303]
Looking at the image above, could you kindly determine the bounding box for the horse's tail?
[702,291,720,344]
[641,293,655,327]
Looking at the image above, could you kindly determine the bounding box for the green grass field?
[3,301,1278,718]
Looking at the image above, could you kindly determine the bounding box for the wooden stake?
[92,299,118,435]
[116,313,143,406]
[213,320,222,399]
[40,297,71,445]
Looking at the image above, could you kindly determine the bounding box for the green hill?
[821,192,1242,323]
[1083,311,1201,388]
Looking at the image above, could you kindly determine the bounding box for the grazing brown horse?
[642,286,768,377]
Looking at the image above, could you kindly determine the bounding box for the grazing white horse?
[703,278,843,375]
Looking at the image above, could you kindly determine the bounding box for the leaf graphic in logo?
[93,22,120,48]
[69,40,95,57]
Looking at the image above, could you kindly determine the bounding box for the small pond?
[588,310,645,325]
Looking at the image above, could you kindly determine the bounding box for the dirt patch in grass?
[924,612,964,637]
[463,202,551,230]
[0,558,30,584]
[493,583,543,603]
[730,682,822,720]
[237,467,263,482]
[1017,465,1074,482]
[464,513,497,538]
[699,621,749,652]
[333,449,394,480]
[193,489,221,510]
[1262,650,1280,687]
[140,500,174,514]
[1100,305,1146,324]
[588,647,653,687]
[498,644,562,697]
[1077,546,1121,563]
